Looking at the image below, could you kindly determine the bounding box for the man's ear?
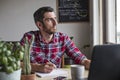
[36,21,43,30]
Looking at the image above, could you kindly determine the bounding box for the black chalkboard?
[57,0,89,22]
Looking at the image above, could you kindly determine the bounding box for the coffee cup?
[71,65,85,80]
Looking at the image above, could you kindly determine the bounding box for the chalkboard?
[57,0,89,22]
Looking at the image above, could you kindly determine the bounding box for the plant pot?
[21,73,36,80]
[0,68,21,80]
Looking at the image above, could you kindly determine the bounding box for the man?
[20,6,91,73]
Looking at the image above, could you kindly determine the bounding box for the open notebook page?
[35,68,68,78]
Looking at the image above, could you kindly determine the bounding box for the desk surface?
[36,68,88,80]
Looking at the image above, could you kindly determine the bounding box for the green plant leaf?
[2,56,8,65]
[6,66,14,74]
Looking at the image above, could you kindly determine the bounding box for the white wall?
[0,0,90,58]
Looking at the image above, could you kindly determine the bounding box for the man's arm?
[21,62,56,73]
[31,62,56,73]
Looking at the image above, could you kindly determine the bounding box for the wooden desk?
[36,68,88,80]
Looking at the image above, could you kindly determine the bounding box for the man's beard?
[43,26,57,35]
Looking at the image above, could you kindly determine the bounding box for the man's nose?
[52,18,58,25]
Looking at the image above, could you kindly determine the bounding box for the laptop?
[88,44,120,80]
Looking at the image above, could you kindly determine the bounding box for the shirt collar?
[39,32,58,43]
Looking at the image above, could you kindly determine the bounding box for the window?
[90,0,116,46]
[116,0,120,43]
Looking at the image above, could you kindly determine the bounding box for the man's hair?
[33,6,54,23]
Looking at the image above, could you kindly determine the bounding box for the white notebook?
[36,68,68,78]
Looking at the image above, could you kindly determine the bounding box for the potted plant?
[0,40,24,80]
[21,35,36,80]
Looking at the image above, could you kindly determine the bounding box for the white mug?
[71,65,85,80]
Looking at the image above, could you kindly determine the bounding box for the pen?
[46,61,57,69]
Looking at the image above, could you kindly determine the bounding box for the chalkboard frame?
[57,0,89,23]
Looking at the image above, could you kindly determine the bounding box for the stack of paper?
[36,68,68,78]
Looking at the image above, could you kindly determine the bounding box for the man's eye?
[48,18,56,21]
[44,18,57,22]
[47,18,52,21]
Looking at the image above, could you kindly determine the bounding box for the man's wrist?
[81,58,88,65]
[31,63,42,72]
[81,59,91,70]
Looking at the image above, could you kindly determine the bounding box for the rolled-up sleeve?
[64,35,87,64]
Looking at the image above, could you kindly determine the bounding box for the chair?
[61,55,65,68]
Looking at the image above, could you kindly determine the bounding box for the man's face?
[42,12,58,34]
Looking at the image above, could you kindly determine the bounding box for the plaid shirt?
[20,30,87,68]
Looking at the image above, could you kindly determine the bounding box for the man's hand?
[42,62,56,73]
[81,59,91,70]
[31,62,56,73]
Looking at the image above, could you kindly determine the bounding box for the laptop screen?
[88,44,120,80]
